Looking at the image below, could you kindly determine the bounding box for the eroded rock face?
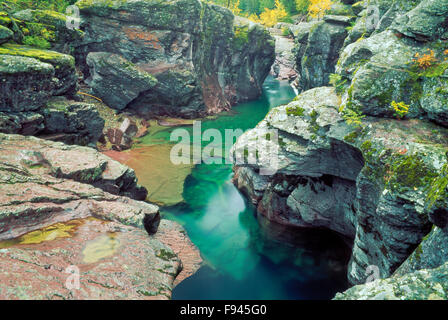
[0,133,201,299]
[75,0,275,118]
[86,52,158,111]
[291,16,350,92]
[232,86,448,286]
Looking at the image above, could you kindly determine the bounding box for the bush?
[295,0,310,14]
[3,0,77,13]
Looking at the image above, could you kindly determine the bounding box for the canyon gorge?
[0,0,447,300]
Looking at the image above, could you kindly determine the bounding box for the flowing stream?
[117,76,351,300]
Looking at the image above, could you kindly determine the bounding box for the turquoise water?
[140,77,351,299]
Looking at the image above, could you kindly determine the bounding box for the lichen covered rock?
[41,97,105,146]
[0,25,13,44]
[0,54,54,112]
[334,262,448,300]
[0,43,78,96]
[232,86,448,285]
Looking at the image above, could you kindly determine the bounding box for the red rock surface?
[0,133,201,299]
[0,218,181,300]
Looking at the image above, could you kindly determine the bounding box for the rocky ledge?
[233,86,448,286]
[0,133,201,299]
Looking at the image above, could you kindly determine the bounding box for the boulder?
[391,0,448,42]
[41,97,105,146]
[105,118,138,151]
[86,52,158,111]
[0,111,44,135]
[342,0,424,47]
[0,43,78,96]
[0,25,12,44]
[0,54,54,112]
[336,29,448,126]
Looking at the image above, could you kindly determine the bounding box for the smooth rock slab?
[0,218,181,300]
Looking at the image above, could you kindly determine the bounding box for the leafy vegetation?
[209,0,332,27]
[308,0,333,19]
[329,73,347,95]
[341,108,365,128]
[413,49,438,70]
[1,0,77,13]
[390,101,410,119]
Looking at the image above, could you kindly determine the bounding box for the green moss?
[156,249,177,261]
[419,61,448,78]
[0,43,74,68]
[386,154,438,193]
[286,106,305,117]
[233,25,249,49]
[22,35,51,49]
[426,163,448,210]
[360,140,372,152]
[344,130,360,143]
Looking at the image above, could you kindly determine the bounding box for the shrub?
[390,101,409,119]
[413,49,438,69]
[308,0,333,19]
[295,0,310,14]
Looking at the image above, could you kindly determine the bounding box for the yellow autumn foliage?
[308,0,333,19]
[252,0,287,27]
